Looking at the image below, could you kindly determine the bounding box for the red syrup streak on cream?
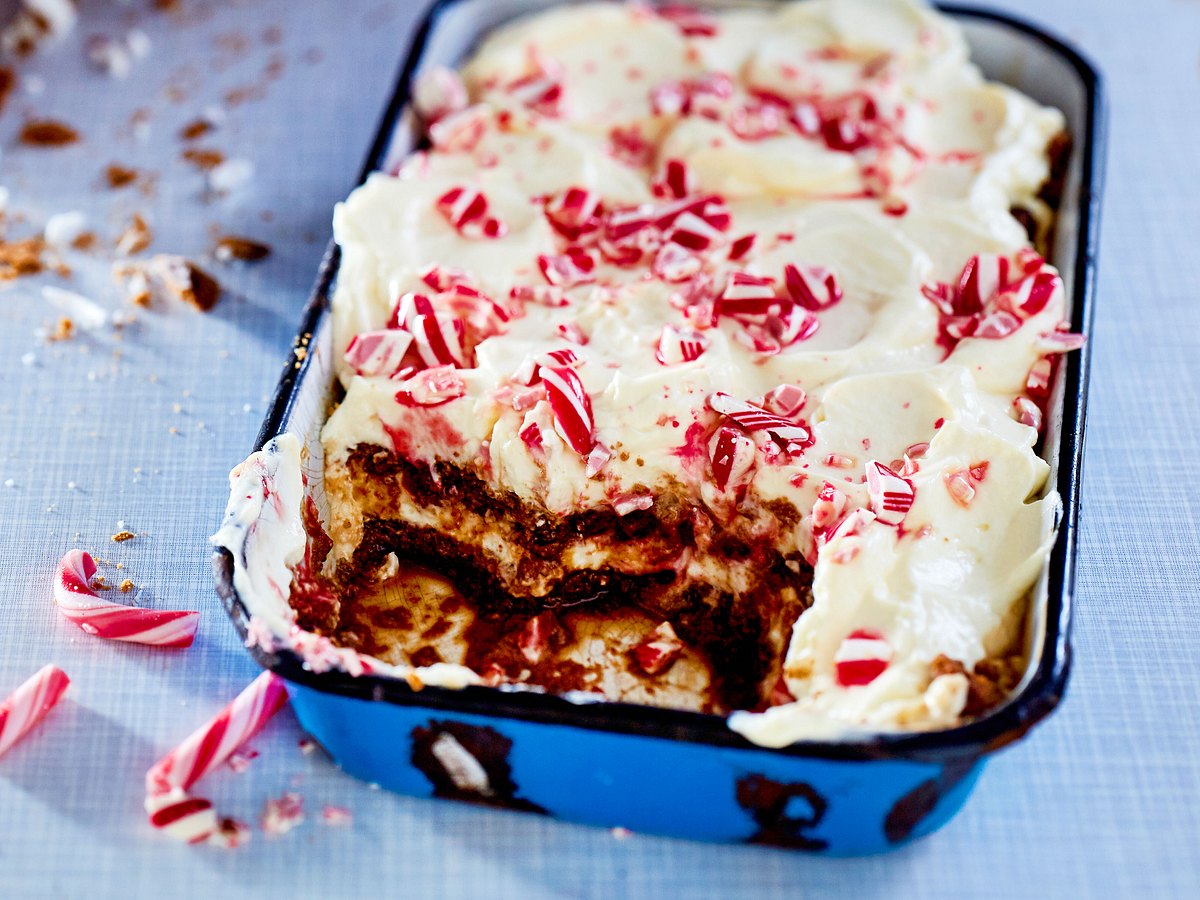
[671,420,709,469]
[381,414,463,461]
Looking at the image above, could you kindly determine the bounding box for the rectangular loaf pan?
[213,0,1105,854]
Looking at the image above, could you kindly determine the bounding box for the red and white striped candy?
[784,263,843,311]
[53,550,199,648]
[654,3,719,37]
[509,283,569,307]
[428,105,489,152]
[707,392,811,445]
[810,482,849,535]
[1037,328,1086,353]
[708,425,756,493]
[519,416,545,454]
[761,383,807,420]
[585,441,612,477]
[956,253,1009,311]
[834,630,892,687]
[395,366,467,407]
[716,271,780,322]
[0,665,69,760]
[729,100,785,140]
[506,72,563,117]
[435,186,507,239]
[145,790,219,845]
[652,242,703,282]
[688,72,735,119]
[515,347,579,386]
[1011,268,1060,319]
[656,324,709,365]
[943,467,977,508]
[727,233,756,261]
[666,210,725,252]
[343,330,413,378]
[973,310,1021,339]
[540,365,594,454]
[652,158,694,200]
[865,460,916,526]
[827,507,876,543]
[538,249,596,287]
[146,671,288,797]
[1013,396,1042,430]
[1026,358,1053,400]
[410,313,466,369]
[412,65,468,123]
[775,304,821,345]
[145,671,288,843]
[544,187,603,240]
[650,80,689,117]
[631,621,685,675]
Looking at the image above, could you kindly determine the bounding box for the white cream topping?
[311,0,1074,740]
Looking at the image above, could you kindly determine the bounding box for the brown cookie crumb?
[19,119,80,147]
[48,317,75,341]
[112,530,136,542]
[215,235,271,262]
[115,213,153,256]
[181,147,224,171]
[104,164,139,189]
[930,654,1025,717]
[115,254,222,312]
[118,579,135,593]
[0,237,46,280]
[91,576,111,590]
[179,118,213,141]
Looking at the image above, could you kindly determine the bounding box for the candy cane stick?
[0,665,70,760]
[144,672,288,843]
[146,671,288,796]
[54,550,200,648]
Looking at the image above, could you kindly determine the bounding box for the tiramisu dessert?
[224,0,1082,744]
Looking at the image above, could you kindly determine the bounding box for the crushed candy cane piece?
[865,460,915,526]
[632,622,684,675]
[261,792,305,838]
[708,425,756,493]
[834,630,893,687]
[540,365,594,454]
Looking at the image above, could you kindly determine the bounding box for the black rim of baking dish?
[214,0,1106,765]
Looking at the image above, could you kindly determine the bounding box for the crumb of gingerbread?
[181,147,225,171]
[115,254,222,312]
[115,213,153,256]
[111,530,136,542]
[91,576,111,590]
[215,235,271,262]
[104,164,139,189]
[19,119,80,147]
[118,579,134,593]
[178,118,213,141]
[931,653,1026,717]
[0,236,46,280]
[48,317,75,341]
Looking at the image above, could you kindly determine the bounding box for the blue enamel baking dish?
[212,0,1105,855]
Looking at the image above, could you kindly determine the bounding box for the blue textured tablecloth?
[0,1,1196,897]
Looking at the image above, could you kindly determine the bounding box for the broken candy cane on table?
[145,671,290,843]
[0,665,71,760]
[53,549,200,648]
